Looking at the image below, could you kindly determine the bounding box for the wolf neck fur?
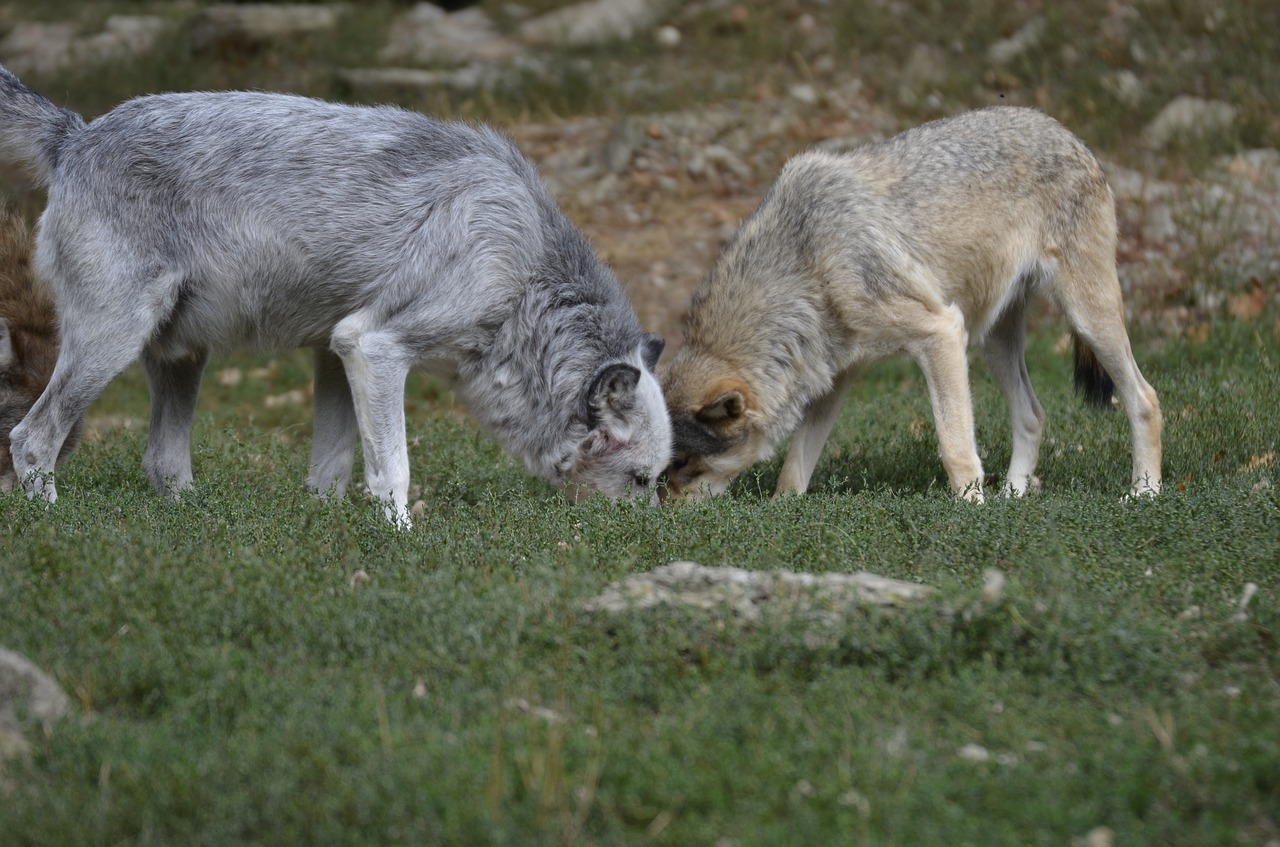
[462,213,643,480]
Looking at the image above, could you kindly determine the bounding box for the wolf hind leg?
[775,368,856,497]
[307,346,358,498]
[142,348,209,497]
[10,284,165,501]
[1056,260,1162,496]
[980,299,1045,496]
[331,316,412,527]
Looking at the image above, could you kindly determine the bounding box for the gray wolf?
[660,106,1161,502]
[0,64,671,525]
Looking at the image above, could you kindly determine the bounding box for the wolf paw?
[1002,475,1043,497]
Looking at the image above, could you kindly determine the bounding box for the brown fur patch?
[1,209,64,480]
[696,377,754,420]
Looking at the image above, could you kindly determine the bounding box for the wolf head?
[560,333,672,505]
[658,345,774,502]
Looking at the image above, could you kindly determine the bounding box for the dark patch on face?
[670,411,729,457]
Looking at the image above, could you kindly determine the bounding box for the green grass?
[2,320,1277,846]
[2,2,1278,843]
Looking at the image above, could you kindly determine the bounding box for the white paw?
[1002,474,1043,498]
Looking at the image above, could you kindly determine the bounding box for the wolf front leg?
[774,368,856,498]
[142,349,209,497]
[904,303,985,503]
[331,317,413,528]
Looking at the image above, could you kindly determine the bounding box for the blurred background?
[3,0,1278,338]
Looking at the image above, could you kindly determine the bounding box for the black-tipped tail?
[1073,333,1114,408]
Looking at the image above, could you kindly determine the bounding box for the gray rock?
[1104,69,1144,106]
[581,561,933,623]
[381,4,520,66]
[986,17,1045,65]
[520,0,675,48]
[1141,96,1237,150]
[0,16,167,76]
[0,647,70,759]
[188,3,345,52]
[0,21,78,76]
[339,65,490,94]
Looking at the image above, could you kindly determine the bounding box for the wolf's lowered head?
[561,333,671,504]
[658,346,776,502]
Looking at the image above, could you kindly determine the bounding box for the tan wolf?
[660,106,1161,502]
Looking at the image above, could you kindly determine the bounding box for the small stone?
[381,4,519,66]
[957,743,990,762]
[1104,69,1144,106]
[349,569,371,589]
[788,83,819,105]
[520,0,677,48]
[188,4,345,53]
[0,647,70,760]
[655,25,680,48]
[1141,96,1237,150]
[987,17,1045,65]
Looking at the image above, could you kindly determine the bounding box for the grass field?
[2,1,1279,843]
[2,320,1277,846]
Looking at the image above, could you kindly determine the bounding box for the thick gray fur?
[0,65,671,524]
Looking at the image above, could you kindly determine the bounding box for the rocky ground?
[2,0,1277,345]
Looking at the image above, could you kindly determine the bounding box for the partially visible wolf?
[661,107,1161,502]
[0,209,81,490]
[0,64,671,524]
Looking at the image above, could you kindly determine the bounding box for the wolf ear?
[584,362,641,426]
[640,333,665,372]
[0,319,13,371]
[697,389,746,423]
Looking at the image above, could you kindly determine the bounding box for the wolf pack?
[0,63,1161,524]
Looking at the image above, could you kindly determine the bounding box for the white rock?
[188,3,345,52]
[381,4,519,66]
[580,561,933,622]
[0,647,70,759]
[1141,96,1237,150]
[0,17,166,76]
[987,17,1045,65]
[520,0,676,48]
[655,25,681,49]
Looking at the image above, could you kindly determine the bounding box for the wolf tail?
[0,64,86,186]
[1073,333,1115,408]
